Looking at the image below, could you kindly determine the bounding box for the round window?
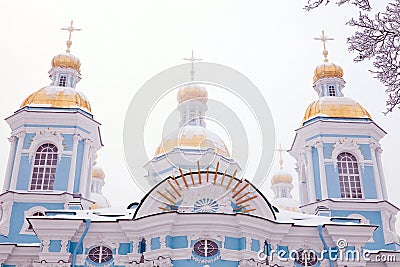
[193,240,219,257]
[294,249,318,266]
[88,245,113,263]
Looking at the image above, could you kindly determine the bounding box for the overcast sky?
[1,0,399,228]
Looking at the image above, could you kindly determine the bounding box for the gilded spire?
[61,20,81,53]
[183,50,202,81]
[314,30,334,63]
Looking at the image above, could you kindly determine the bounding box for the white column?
[42,239,50,253]
[315,142,328,199]
[79,139,91,197]
[305,146,316,202]
[160,235,166,249]
[10,131,26,190]
[85,147,94,198]
[376,147,388,200]
[61,238,69,253]
[145,236,152,251]
[3,136,17,192]
[67,134,81,193]
[370,143,383,200]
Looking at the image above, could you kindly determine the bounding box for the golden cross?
[274,144,286,170]
[61,20,81,53]
[183,50,202,81]
[314,30,334,62]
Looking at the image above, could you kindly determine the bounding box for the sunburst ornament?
[193,198,218,213]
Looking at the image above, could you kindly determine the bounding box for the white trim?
[9,131,26,191]
[79,139,92,197]
[315,141,328,199]
[370,142,383,200]
[3,136,17,192]
[305,146,316,202]
[68,133,82,193]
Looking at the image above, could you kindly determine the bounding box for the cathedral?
[0,24,399,267]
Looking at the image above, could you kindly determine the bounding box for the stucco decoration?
[331,138,364,170]
[28,131,64,163]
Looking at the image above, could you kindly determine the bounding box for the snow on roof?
[275,209,361,226]
[43,206,135,222]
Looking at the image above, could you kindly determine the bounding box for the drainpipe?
[317,225,334,267]
[72,219,91,267]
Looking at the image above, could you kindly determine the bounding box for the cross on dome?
[61,20,81,53]
[274,144,287,170]
[183,50,202,81]
[314,30,334,63]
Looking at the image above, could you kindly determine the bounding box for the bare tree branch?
[304,0,371,11]
[305,0,400,113]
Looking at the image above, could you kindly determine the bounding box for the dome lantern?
[302,31,372,125]
[20,21,92,113]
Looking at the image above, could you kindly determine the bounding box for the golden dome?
[154,126,230,157]
[20,86,91,112]
[271,171,293,185]
[177,84,208,104]
[303,96,371,123]
[51,53,81,73]
[313,63,343,83]
[92,166,105,180]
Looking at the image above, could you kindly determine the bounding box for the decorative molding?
[331,138,364,170]
[128,257,172,266]
[27,131,64,163]
[382,210,400,244]
[20,206,47,235]
[238,259,269,267]
[0,200,13,236]
[8,136,17,144]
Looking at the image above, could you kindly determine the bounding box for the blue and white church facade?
[0,29,399,267]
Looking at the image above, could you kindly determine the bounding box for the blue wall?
[224,237,246,250]
[54,156,71,191]
[61,134,74,151]
[0,202,64,244]
[326,164,341,198]
[362,165,377,199]
[331,210,384,250]
[166,236,188,249]
[16,155,31,190]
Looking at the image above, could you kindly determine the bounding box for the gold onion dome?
[271,171,293,185]
[303,97,371,123]
[154,126,230,158]
[92,166,105,180]
[313,63,343,83]
[20,86,91,112]
[51,53,81,73]
[177,84,208,104]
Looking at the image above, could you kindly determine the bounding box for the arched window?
[30,144,58,190]
[337,152,362,199]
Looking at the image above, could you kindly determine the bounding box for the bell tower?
[290,31,399,250]
[0,21,102,243]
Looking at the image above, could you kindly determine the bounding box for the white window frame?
[29,143,58,191]
[337,152,364,199]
